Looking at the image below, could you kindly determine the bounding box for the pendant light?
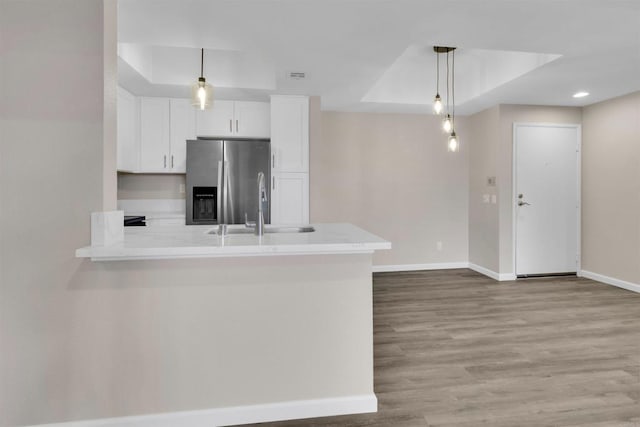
[447,48,459,152]
[448,131,459,152]
[433,50,443,114]
[434,46,460,152]
[191,48,213,110]
[442,50,452,133]
[443,116,453,133]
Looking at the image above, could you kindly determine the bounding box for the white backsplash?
[118,199,185,217]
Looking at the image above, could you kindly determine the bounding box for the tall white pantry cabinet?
[270,95,310,225]
[116,89,310,225]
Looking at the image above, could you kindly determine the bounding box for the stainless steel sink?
[266,226,315,234]
[208,225,315,235]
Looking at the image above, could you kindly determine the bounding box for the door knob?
[518,201,531,206]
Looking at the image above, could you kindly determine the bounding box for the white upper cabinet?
[117,96,270,174]
[117,87,138,172]
[270,95,309,173]
[169,99,196,173]
[139,97,170,172]
[195,100,235,137]
[196,100,270,138]
[234,101,271,138]
[138,97,195,173]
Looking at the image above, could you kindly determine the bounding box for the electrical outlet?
[179,183,185,194]
[483,194,490,204]
[436,241,443,251]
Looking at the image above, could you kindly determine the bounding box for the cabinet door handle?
[272,154,275,169]
[229,119,232,133]
[272,176,275,190]
[236,119,239,133]
[164,155,167,168]
[171,155,174,168]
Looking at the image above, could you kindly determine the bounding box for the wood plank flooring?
[243,269,640,427]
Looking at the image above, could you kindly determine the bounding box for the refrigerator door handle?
[224,160,234,223]
[217,160,223,224]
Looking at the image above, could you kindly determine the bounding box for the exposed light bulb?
[448,131,459,152]
[198,85,206,110]
[442,114,452,133]
[433,94,443,114]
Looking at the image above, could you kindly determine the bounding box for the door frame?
[512,122,582,277]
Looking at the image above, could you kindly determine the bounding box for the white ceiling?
[118,0,640,115]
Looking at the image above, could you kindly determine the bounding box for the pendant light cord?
[200,48,204,78]
[436,51,439,93]
[446,51,450,114]
[452,49,455,127]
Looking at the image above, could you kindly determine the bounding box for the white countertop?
[76,223,391,261]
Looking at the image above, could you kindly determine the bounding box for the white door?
[514,124,580,276]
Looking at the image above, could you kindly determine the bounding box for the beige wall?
[312,112,469,267]
[582,92,640,284]
[102,0,118,210]
[118,172,186,200]
[467,106,500,271]
[1,0,108,424]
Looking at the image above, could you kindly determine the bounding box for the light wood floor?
[244,269,640,427]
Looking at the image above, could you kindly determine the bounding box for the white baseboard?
[579,270,640,294]
[29,394,377,427]
[373,262,469,273]
[468,263,517,281]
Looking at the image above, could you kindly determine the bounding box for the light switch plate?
[483,194,490,204]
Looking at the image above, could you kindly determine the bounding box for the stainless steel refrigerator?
[186,138,270,225]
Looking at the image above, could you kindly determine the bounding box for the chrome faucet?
[255,172,267,236]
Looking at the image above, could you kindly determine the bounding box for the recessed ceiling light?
[573,91,589,98]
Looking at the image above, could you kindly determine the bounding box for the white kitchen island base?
[69,224,389,426]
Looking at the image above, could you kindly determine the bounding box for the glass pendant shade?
[433,94,443,114]
[448,131,459,152]
[191,77,213,110]
[442,114,452,133]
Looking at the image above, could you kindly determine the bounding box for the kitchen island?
[74,222,390,426]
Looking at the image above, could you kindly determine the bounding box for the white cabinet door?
[117,87,138,172]
[234,101,270,138]
[139,97,170,172]
[270,96,309,172]
[271,172,309,225]
[169,98,196,173]
[196,100,234,137]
